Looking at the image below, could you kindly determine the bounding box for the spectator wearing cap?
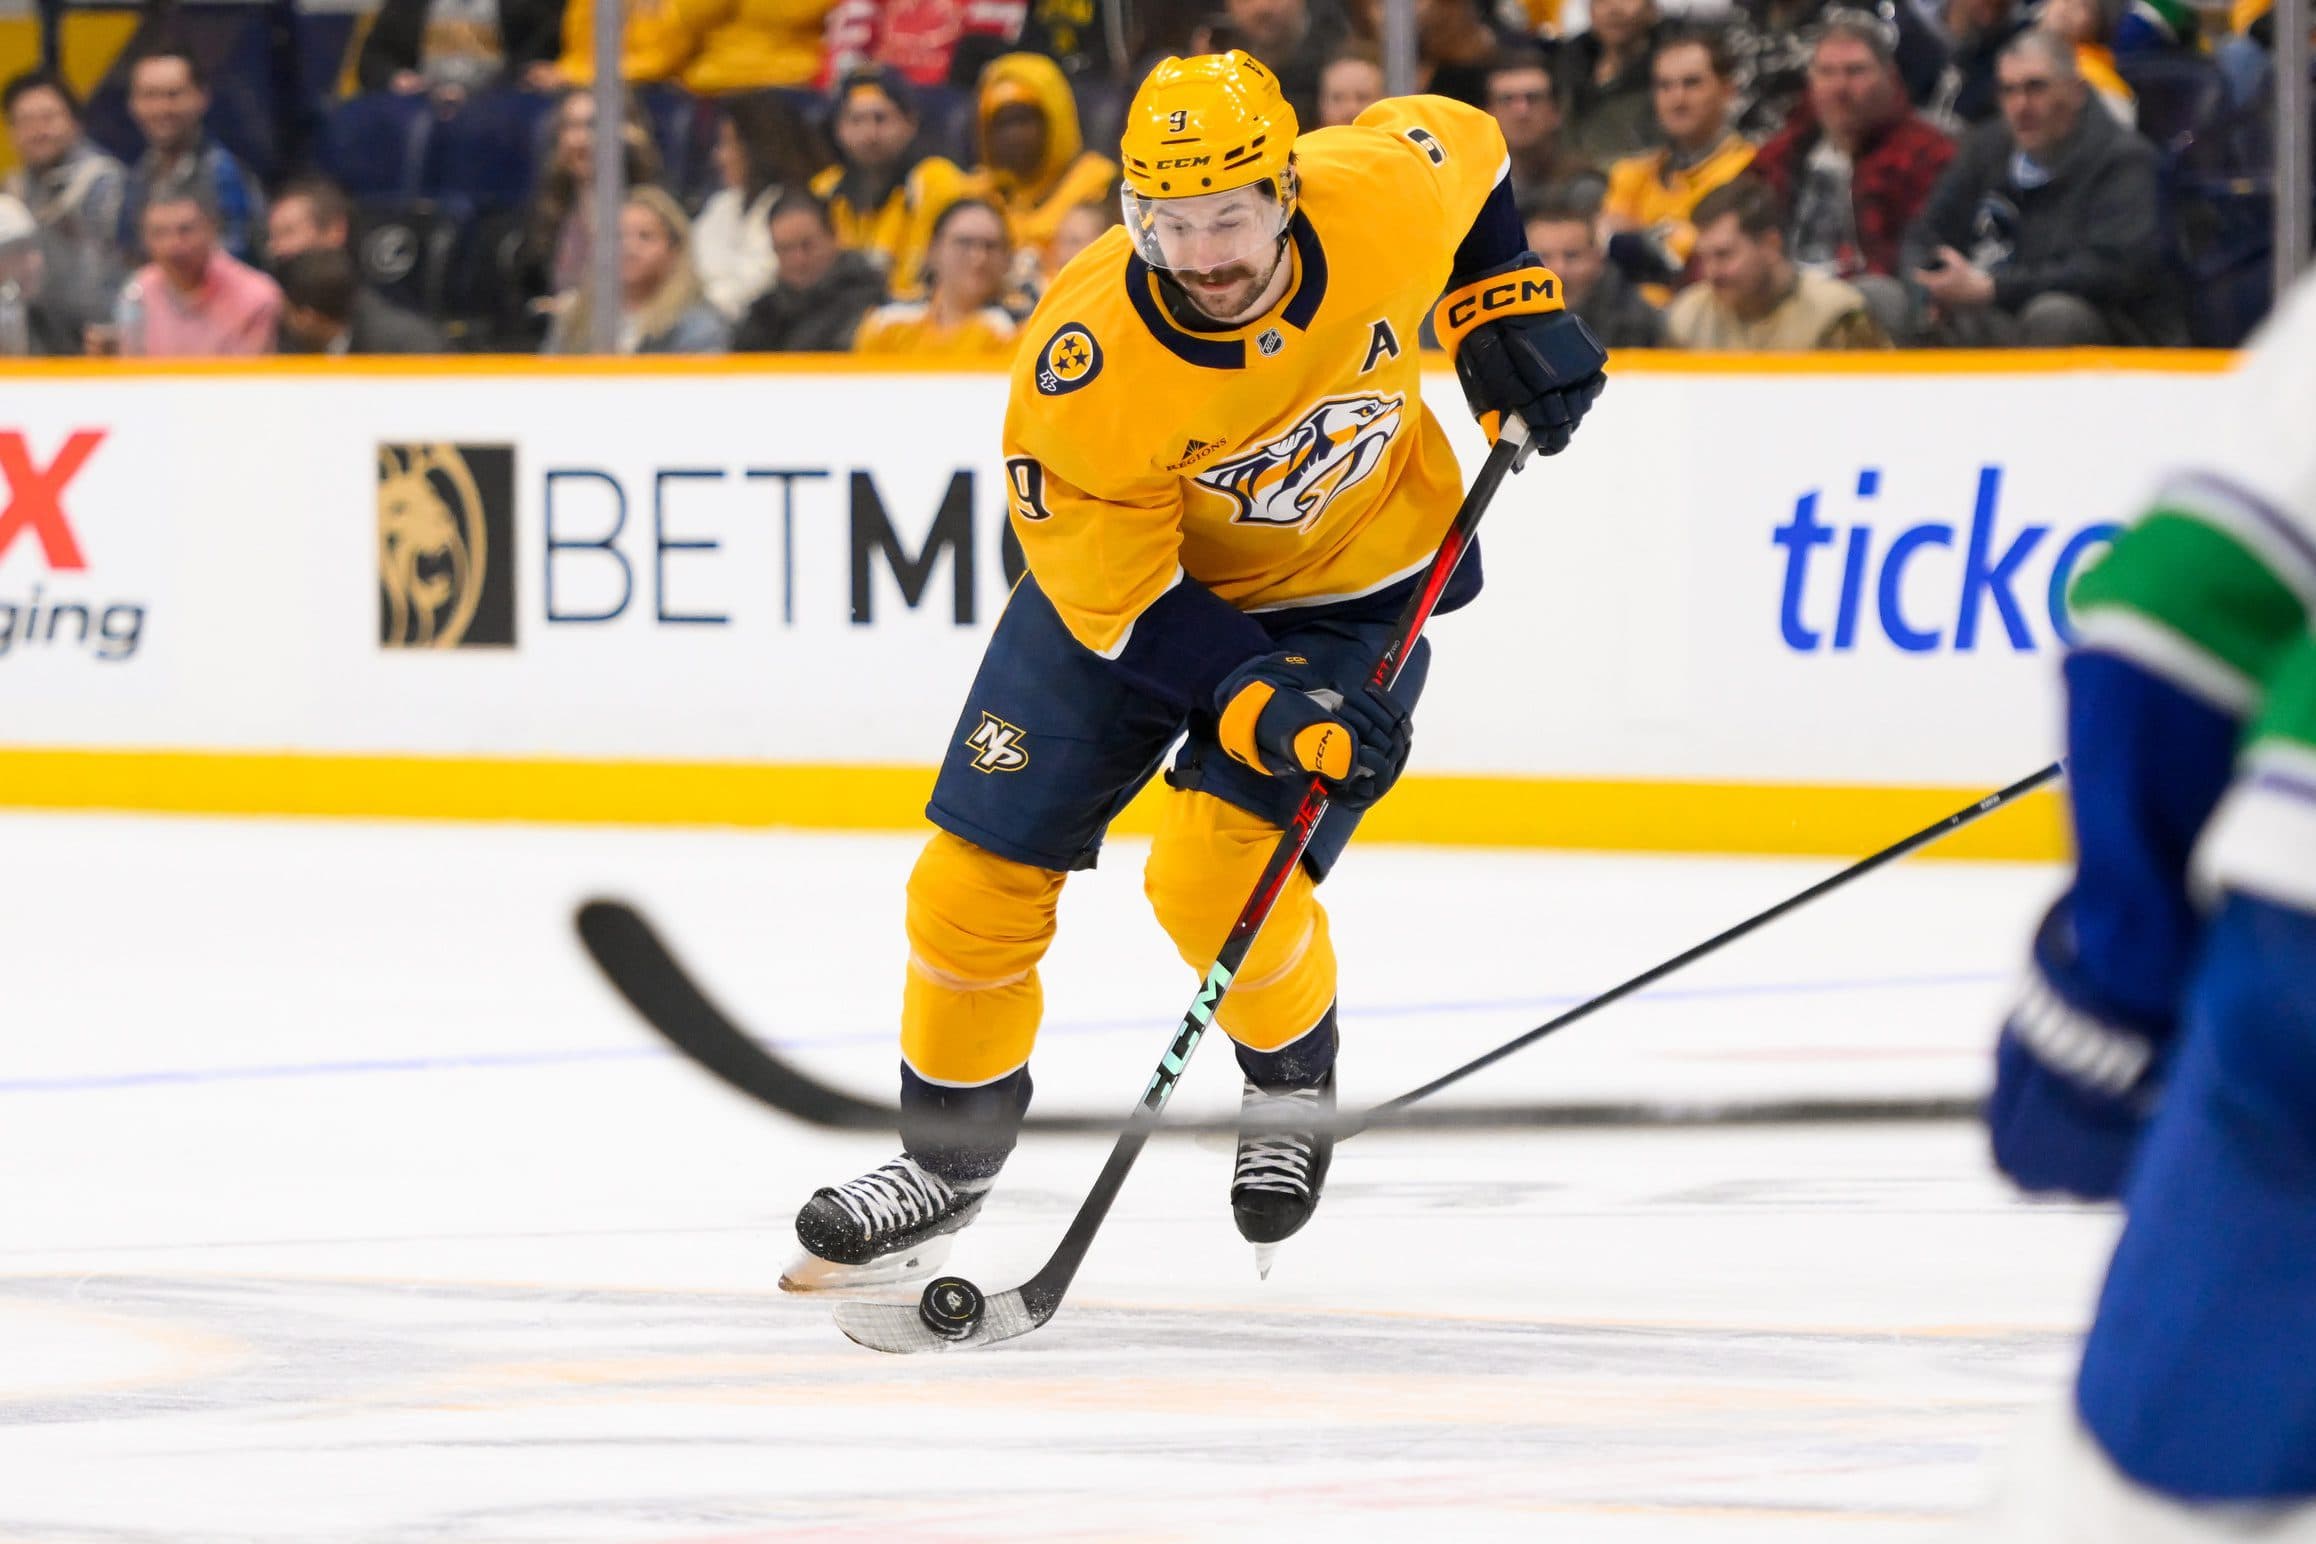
[0,194,82,354]
[811,67,972,297]
[973,53,1119,276]
[117,190,281,356]
[117,46,266,267]
[277,248,443,353]
[1316,41,1385,126]
[1665,176,1888,348]
[853,197,1021,357]
[554,0,836,92]
[1552,0,1660,163]
[1752,13,1953,339]
[1488,45,1600,204]
[1904,31,2173,345]
[266,179,446,353]
[355,0,566,98]
[732,192,889,349]
[2,70,126,336]
[2040,0,2136,124]
[1525,192,1662,347]
[1600,27,1755,284]
[546,186,731,353]
[694,93,821,320]
[1930,0,2032,127]
[1730,0,1948,136]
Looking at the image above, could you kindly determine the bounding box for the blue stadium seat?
[2117,52,2228,154]
[321,94,434,199]
[424,89,558,210]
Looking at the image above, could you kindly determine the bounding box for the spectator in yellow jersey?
[1601,26,1754,286]
[553,0,836,91]
[811,66,972,297]
[545,186,732,353]
[1664,177,1887,349]
[852,197,1021,357]
[1315,41,1385,126]
[972,53,1119,275]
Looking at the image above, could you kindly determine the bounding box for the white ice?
[0,811,2122,1541]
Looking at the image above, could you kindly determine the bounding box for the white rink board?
[0,360,2227,786]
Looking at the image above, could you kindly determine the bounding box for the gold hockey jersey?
[1000,95,1518,666]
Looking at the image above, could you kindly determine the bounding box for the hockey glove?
[1434,254,1608,458]
[1216,652,1412,797]
[1986,898,2168,1201]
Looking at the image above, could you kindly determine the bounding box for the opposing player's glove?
[1986,898,2168,1201]
[1433,254,1607,458]
[1215,652,1412,797]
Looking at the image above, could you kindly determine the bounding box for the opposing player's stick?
[826,429,1532,1354]
[576,762,2060,1137]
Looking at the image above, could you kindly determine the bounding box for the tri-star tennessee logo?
[965,711,1030,773]
[1034,324,1102,395]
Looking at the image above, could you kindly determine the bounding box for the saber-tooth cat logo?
[1195,393,1403,533]
[378,443,516,648]
[966,711,1030,773]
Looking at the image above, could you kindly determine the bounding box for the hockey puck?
[918,1275,985,1340]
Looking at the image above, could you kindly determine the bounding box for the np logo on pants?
[966,711,1030,773]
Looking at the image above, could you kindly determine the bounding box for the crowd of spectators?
[0,0,2299,358]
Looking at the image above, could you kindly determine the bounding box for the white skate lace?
[827,1156,958,1235]
[1235,1084,1321,1197]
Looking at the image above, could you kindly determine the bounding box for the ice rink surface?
[0,810,2123,1542]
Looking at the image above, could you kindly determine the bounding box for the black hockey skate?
[1231,1069,1336,1278]
[782,1154,989,1293]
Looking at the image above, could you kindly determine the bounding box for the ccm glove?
[1434,253,1608,458]
[1986,898,2168,1202]
[1216,652,1412,797]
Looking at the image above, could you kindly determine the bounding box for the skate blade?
[1253,1242,1278,1281]
[779,1233,954,1294]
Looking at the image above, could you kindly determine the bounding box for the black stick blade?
[831,1287,1050,1354]
[575,898,895,1129]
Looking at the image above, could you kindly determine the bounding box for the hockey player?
[784,50,1608,1289]
[1980,271,2316,1537]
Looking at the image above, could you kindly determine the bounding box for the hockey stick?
[577,762,2060,1136]
[825,430,1531,1354]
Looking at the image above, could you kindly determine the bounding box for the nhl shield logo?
[1257,328,1284,356]
[966,711,1031,773]
[1035,324,1102,395]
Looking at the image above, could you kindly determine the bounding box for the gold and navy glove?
[1434,254,1607,458]
[1216,652,1412,795]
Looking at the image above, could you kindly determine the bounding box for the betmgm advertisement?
[0,361,2228,850]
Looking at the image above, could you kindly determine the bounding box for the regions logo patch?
[965,711,1030,773]
[1034,324,1102,395]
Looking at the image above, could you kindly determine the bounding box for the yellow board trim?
[0,348,2239,380]
[0,748,2069,861]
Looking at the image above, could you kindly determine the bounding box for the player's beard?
[1180,253,1280,324]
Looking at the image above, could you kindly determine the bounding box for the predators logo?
[965,711,1030,773]
[1194,393,1404,534]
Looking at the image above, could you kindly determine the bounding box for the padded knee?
[1144,789,1337,1053]
[901,831,1064,1086]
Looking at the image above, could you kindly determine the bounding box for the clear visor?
[1122,178,1291,276]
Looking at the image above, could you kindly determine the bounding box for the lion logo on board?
[377,443,516,648]
[1193,393,1404,533]
[1035,324,1102,395]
